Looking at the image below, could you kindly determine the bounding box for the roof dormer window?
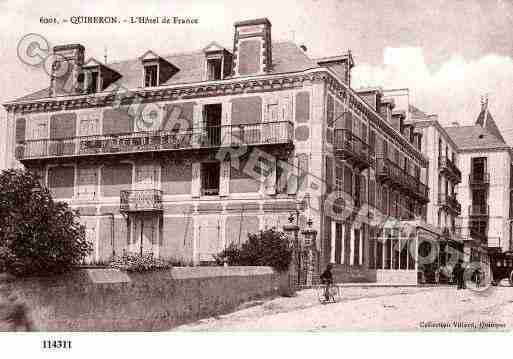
[86,71,99,94]
[139,50,179,88]
[81,57,121,95]
[144,64,158,87]
[202,42,232,81]
[207,58,222,80]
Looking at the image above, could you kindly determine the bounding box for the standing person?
[453,259,465,290]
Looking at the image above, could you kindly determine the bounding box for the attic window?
[207,58,222,80]
[88,72,99,93]
[84,70,100,94]
[144,64,158,87]
[478,134,484,139]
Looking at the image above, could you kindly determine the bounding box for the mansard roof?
[10,41,318,103]
[444,125,508,151]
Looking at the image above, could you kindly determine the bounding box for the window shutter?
[344,165,352,195]
[264,157,276,195]
[191,162,201,197]
[287,157,298,195]
[219,160,230,196]
[15,118,26,143]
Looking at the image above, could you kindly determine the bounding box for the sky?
[1,0,513,143]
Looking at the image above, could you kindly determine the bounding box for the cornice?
[323,69,428,167]
[4,66,427,166]
[3,68,328,114]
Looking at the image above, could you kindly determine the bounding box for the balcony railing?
[438,193,462,215]
[15,121,294,160]
[333,129,372,170]
[469,172,490,186]
[120,189,163,212]
[376,157,429,202]
[468,204,489,217]
[438,156,462,184]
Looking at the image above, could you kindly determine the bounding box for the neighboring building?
[383,88,467,282]
[2,18,432,284]
[445,99,513,261]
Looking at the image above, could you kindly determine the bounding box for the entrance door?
[132,214,158,257]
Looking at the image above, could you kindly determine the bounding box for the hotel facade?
[5,18,488,285]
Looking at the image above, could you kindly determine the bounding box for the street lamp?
[301,218,318,286]
[301,218,318,248]
[283,213,300,288]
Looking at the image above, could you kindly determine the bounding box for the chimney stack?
[232,18,272,76]
[50,44,85,97]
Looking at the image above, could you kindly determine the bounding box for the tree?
[0,169,92,276]
[216,229,293,272]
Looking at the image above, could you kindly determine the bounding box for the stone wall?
[6,266,291,331]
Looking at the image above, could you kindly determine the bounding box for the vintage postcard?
[0,0,512,355]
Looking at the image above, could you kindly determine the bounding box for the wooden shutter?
[15,118,26,143]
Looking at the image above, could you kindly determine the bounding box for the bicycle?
[315,282,341,304]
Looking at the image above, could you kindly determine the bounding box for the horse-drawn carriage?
[490,250,513,286]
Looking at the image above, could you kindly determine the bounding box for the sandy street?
[175,284,513,331]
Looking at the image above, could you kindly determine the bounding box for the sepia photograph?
[0,0,512,355]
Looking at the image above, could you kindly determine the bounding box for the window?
[86,71,99,94]
[144,64,158,87]
[369,131,376,154]
[203,104,222,146]
[207,58,222,80]
[201,162,220,196]
[369,179,376,206]
[344,166,352,194]
[471,157,487,180]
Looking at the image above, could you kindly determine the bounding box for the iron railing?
[16,121,294,160]
[438,156,462,183]
[438,193,462,215]
[120,189,163,212]
[375,157,429,202]
[468,204,489,216]
[469,172,490,186]
[333,129,372,169]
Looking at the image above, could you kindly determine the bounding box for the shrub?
[215,229,293,272]
[0,169,92,276]
[109,253,172,272]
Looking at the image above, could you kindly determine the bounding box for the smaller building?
[445,99,513,263]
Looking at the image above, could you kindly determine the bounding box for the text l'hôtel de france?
[39,16,199,25]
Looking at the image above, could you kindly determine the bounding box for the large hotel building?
[2,18,511,284]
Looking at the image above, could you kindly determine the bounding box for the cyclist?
[320,263,334,301]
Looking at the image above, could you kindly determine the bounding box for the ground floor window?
[369,229,416,270]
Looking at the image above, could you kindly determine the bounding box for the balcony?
[469,172,490,187]
[438,156,461,184]
[376,157,402,187]
[438,193,462,215]
[15,121,294,161]
[333,129,372,170]
[120,189,163,212]
[468,204,489,217]
[375,157,429,203]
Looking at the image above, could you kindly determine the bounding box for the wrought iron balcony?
[469,172,490,187]
[438,156,461,184]
[376,157,429,203]
[120,189,163,212]
[15,121,294,161]
[468,204,489,217]
[333,129,372,170]
[438,193,462,215]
